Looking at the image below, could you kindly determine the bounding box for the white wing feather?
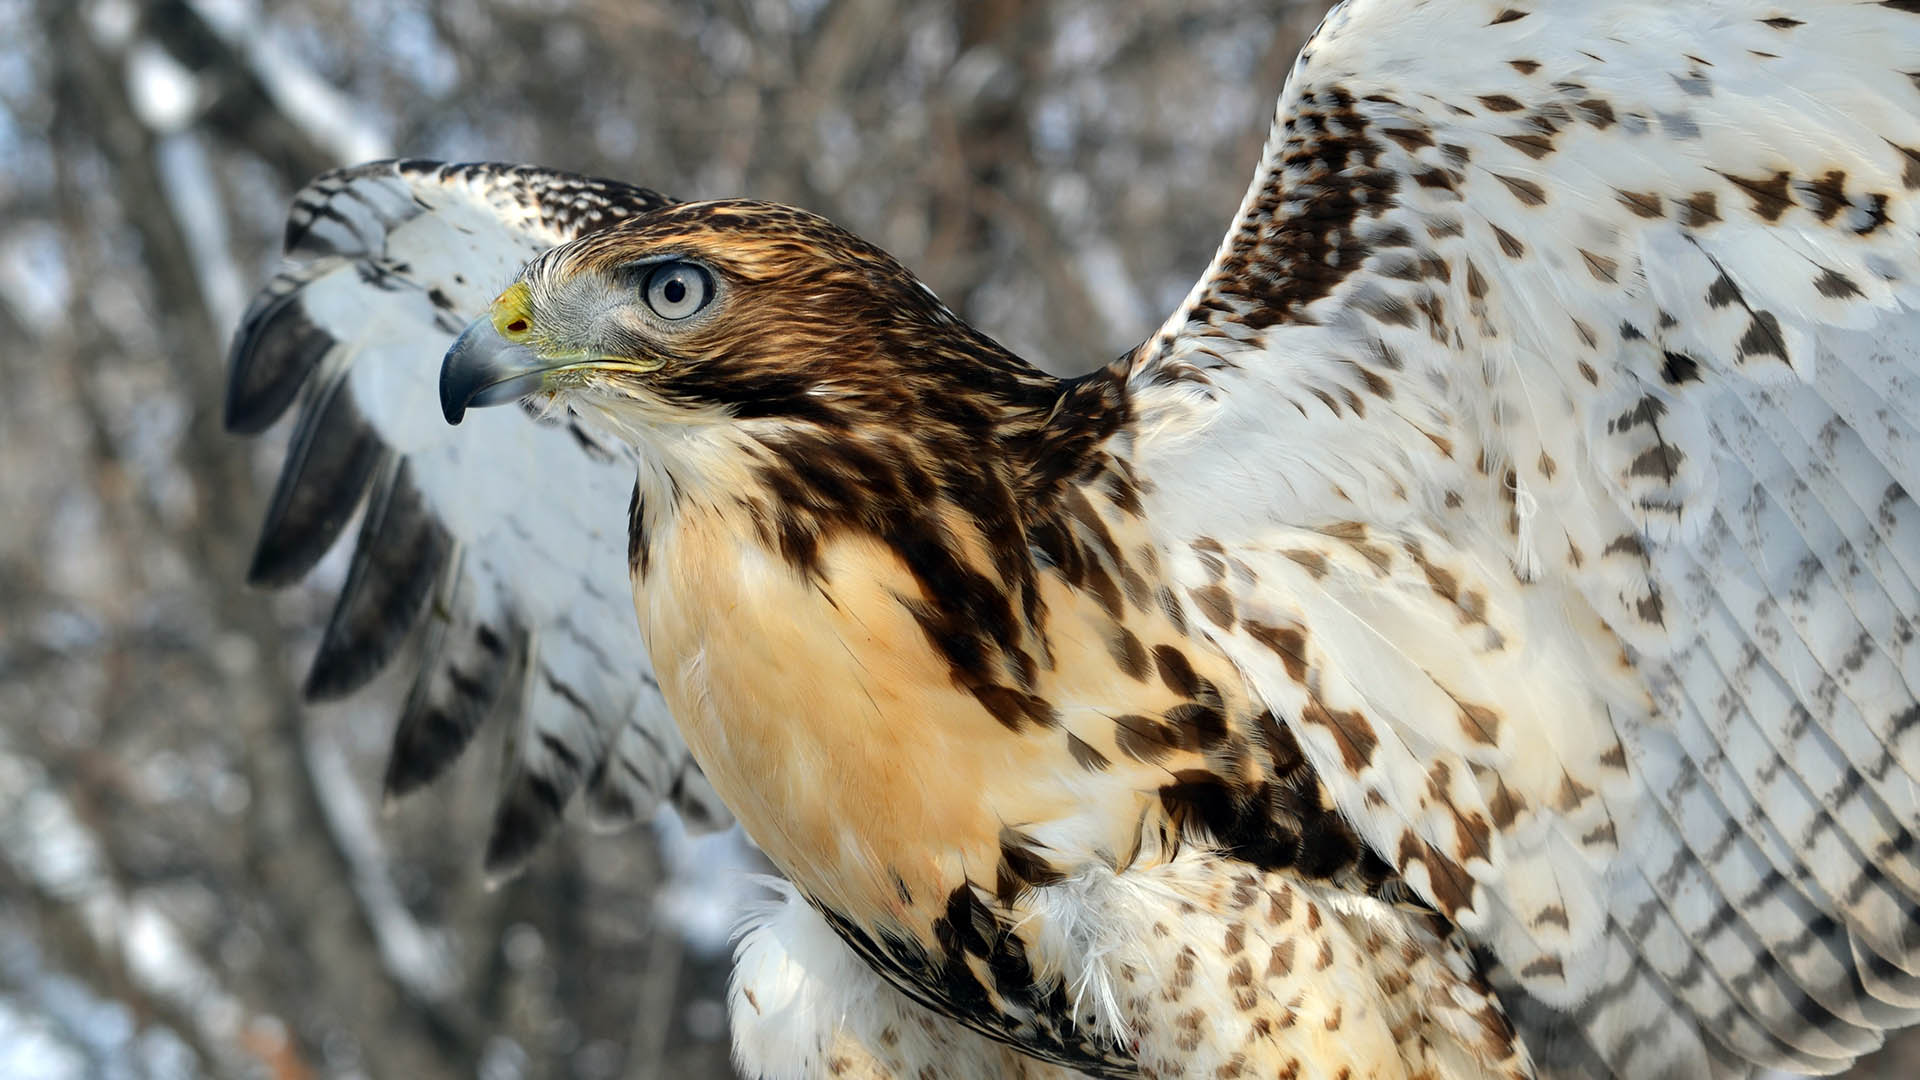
[1127,3,1920,1075]
[228,160,728,874]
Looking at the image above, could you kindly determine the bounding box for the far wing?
[1126,3,1920,1076]
[229,160,727,875]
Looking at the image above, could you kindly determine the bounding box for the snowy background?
[0,1,1914,1078]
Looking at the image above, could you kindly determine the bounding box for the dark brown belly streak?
[815,893,1140,1079]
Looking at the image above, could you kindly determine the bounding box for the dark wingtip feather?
[382,701,485,802]
[245,369,388,588]
[668,764,732,832]
[226,278,335,435]
[383,605,523,801]
[303,459,453,701]
[482,770,570,881]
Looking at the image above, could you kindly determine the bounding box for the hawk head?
[441,198,1130,599]
[440,200,1059,437]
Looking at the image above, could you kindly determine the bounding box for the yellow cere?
[491,281,534,339]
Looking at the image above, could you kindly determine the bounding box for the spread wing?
[228,160,728,875]
[1125,3,1920,1075]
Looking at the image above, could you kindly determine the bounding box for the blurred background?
[0,1,1912,1078]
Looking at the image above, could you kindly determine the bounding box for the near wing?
[228,160,728,875]
[1126,3,1920,1075]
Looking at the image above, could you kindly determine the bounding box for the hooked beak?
[440,316,666,425]
[439,317,557,425]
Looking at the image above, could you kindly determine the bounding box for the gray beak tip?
[440,317,550,426]
[439,389,468,426]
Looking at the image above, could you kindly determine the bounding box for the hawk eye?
[643,261,713,321]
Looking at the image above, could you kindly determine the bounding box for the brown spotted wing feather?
[1126,3,1920,1076]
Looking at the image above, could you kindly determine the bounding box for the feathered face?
[440,199,1037,433]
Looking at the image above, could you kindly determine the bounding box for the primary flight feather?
[231,2,1920,1077]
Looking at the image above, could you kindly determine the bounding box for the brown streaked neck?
[749,355,1131,676]
[625,318,1136,564]
[625,339,1136,710]
[1006,358,1134,507]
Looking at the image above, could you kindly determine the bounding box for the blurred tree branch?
[35,0,480,1073]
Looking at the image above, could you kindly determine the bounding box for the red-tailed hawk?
[230,2,1920,1077]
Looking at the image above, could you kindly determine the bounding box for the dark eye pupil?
[644,262,710,320]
